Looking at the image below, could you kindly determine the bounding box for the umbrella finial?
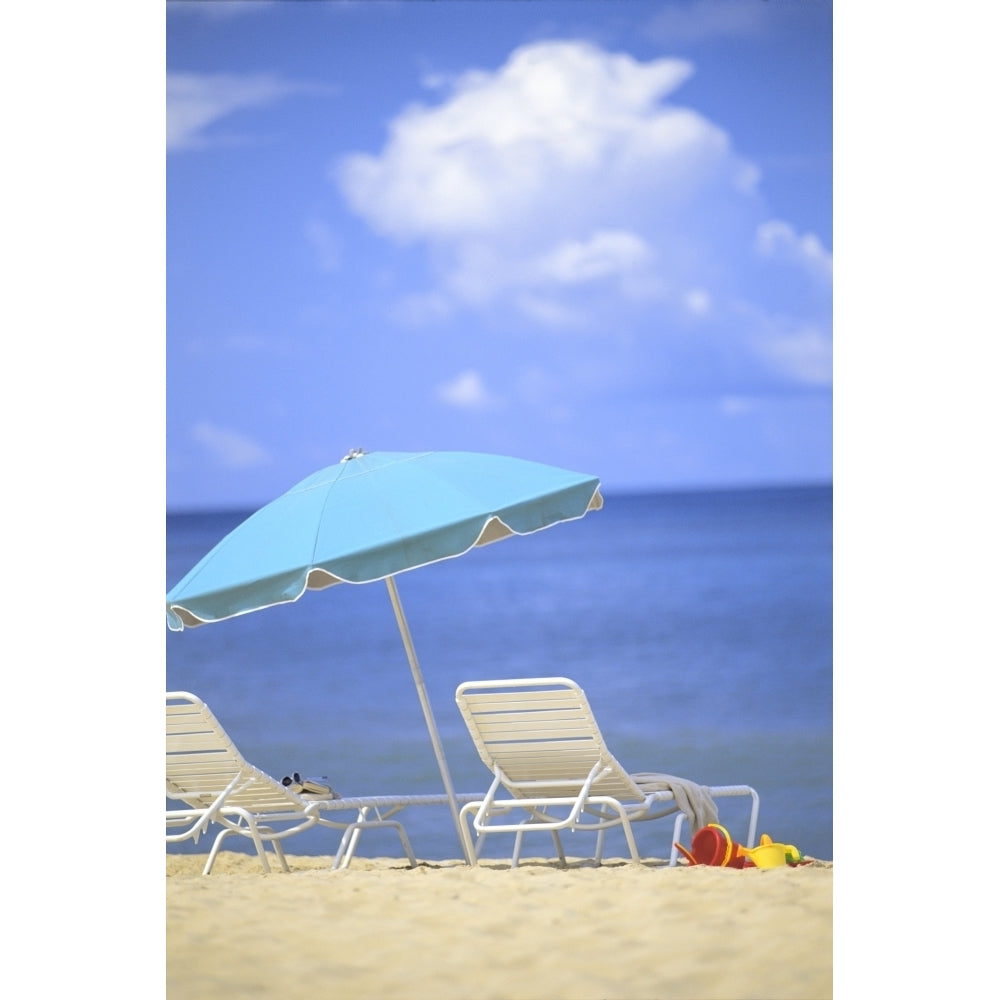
[341,447,367,462]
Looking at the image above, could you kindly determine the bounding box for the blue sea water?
[166,485,832,863]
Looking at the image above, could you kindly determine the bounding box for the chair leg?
[203,812,277,875]
[620,816,641,863]
[745,789,760,848]
[512,829,524,868]
[511,823,567,868]
[205,826,274,875]
[204,829,230,875]
[331,819,418,870]
[552,831,567,865]
[333,826,363,869]
[271,841,290,872]
[258,827,290,872]
[392,821,417,868]
[669,813,686,866]
[244,821,273,873]
[458,802,481,868]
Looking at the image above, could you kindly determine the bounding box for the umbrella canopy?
[167,450,602,629]
[166,450,603,860]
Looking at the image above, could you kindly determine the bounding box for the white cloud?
[339,42,700,240]
[757,325,832,385]
[192,422,270,468]
[514,293,586,329]
[435,370,503,410]
[755,220,833,283]
[336,40,753,316]
[167,72,307,151]
[684,288,712,316]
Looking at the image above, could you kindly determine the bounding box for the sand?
[166,853,832,999]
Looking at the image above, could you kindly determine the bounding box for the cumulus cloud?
[339,42,702,238]
[336,40,752,319]
[435,370,503,410]
[167,72,309,151]
[191,422,270,468]
[755,220,832,284]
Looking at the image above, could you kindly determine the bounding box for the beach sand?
[167,853,832,999]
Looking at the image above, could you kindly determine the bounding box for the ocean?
[166,484,832,863]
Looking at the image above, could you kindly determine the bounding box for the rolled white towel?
[630,772,719,832]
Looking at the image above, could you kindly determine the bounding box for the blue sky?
[166,0,832,511]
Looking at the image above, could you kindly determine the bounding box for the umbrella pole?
[385,575,473,865]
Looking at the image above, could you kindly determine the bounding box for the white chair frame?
[455,677,759,867]
[167,692,478,873]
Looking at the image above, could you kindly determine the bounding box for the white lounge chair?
[455,677,760,867]
[166,691,478,873]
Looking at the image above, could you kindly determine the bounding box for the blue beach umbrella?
[166,449,603,861]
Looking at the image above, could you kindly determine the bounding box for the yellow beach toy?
[738,833,803,869]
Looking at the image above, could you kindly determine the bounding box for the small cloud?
[167,71,320,152]
[755,220,832,283]
[683,288,712,315]
[435,370,503,410]
[420,69,462,92]
[514,293,584,329]
[758,325,832,385]
[192,422,270,468]
[732,161,762,195]
[720,395,757,416]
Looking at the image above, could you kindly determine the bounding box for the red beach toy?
[675,823,749,868]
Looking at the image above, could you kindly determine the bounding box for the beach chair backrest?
[456,678,643,802]
[166,692,297,814]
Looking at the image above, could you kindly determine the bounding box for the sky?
[166,0,832,512]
